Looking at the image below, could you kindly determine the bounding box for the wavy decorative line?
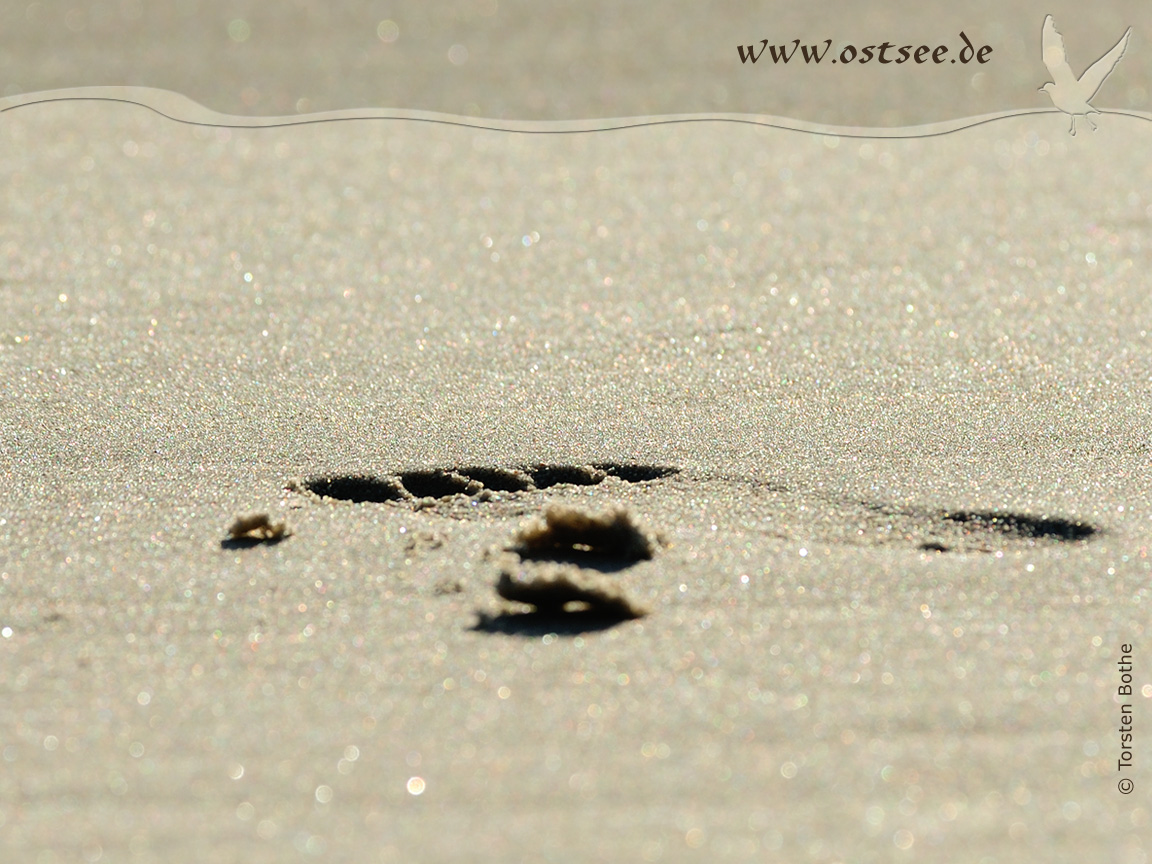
[2,86,1149,138]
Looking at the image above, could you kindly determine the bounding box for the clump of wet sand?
[496,564,648,619]
[227,513,291,542]
[513,504,657,561]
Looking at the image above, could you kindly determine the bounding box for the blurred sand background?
[2,3,1151,863]
[0,1,1150,123]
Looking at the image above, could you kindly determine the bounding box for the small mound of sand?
[496,565,647,619]
[514,504,656,560]
[227,513,291,541]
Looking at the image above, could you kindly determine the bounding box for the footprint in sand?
[284,464,1101,630]
[288,464,675,633]
[292,463,1099,553]
[288,462,678,508]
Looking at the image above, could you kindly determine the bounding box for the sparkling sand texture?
[2,5,1151,863]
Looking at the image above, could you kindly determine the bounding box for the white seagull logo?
[1039,15,1131,135]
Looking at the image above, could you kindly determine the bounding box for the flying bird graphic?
[1039,15,1131,135]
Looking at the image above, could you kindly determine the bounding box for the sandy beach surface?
[3,8,1152,862]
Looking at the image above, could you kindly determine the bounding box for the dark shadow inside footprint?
[594,463,680,482]
[220,536,292,550]
[941,511,1097,541]
[300,475,407,503]
[296,463,680,504]
[527,465,607,488]
[471,609,634,636]
[398,470,478,498]
[456,466,534,492]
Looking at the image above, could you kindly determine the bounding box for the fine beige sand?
[3,9,1152,864]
